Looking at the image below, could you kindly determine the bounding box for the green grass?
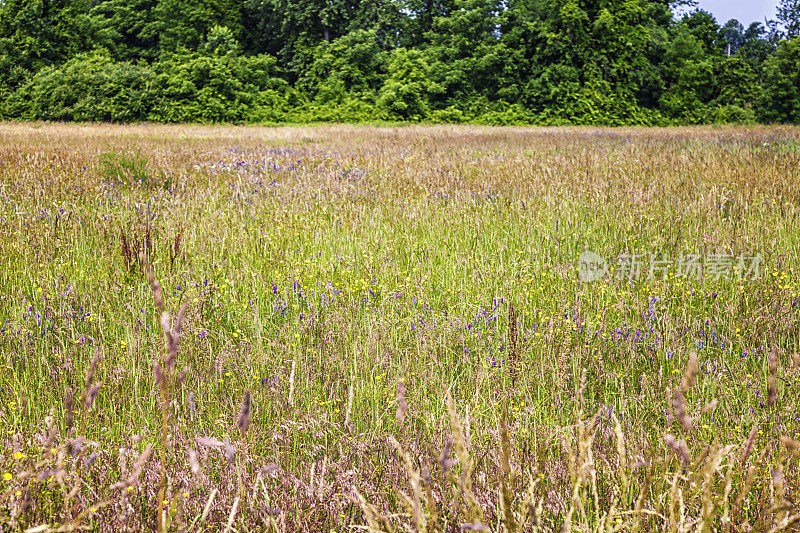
[0,123,799,531]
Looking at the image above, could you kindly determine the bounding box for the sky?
[695,0,779,26]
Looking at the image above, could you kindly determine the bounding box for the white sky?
[695,0,779,26]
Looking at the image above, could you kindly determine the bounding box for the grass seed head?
[741,422,760,465]
[768,345,778,407]
[664,433,691,466]
[189,448,201,476]
[237,390,252,438]
[396,378,407,425]
[154,363,164,388]
[438,439,456,472]
[176,367,190,386]
[85,349,101,390]
[700,399,718,415]
[681,351,699,393]
[779,436,800,457]
[147,263,164,313]
[672,387,693,432]
[224,437,236,464]
[64,388,74,432]
[175,302,187,334]
[83,383,101,410]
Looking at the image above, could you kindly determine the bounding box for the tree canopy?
[0,0,797,124]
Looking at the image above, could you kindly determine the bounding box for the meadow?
[1,123,800,531]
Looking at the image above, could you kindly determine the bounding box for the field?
[1,123,800,532]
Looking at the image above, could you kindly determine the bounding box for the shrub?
[148,52,286,123]
[377,49,442,121]
[98,150,167,189]
[712,104,757,124]
[4,52,156,122]
[430,106,466,124]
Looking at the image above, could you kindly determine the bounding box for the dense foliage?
[0,0,798,124]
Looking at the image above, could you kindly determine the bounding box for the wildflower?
[3,473,12,481]
[12,452,25,460]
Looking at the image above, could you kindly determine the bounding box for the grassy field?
[1,123,800,531]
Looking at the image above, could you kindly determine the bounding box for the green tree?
[778,0,800,38]
[243,0,405,72]
[377,48,442,119]
[720,19,744,54]
[0,0,796,125]
[738,22,779,73]
[146,0,243,53]
[514,0,670,123]
[87,0,158,60]
[401,0,457,46]
[760,37,800,123]
[0,0,92,92]
[708,55,759,122]
[679,9,723,54]
[295,29,388,101]
[200,24,240,56]
[658,29,712,122]
[425,0,515,104]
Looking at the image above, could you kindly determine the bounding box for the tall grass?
[0,123,799,530]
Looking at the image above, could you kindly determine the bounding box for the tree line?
[0,0,798,125]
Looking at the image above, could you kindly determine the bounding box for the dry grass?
[0,123,799,531]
